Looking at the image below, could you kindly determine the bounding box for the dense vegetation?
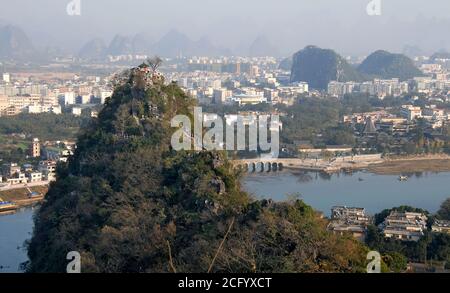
[26,64,369,273]
[278,56,292,71]
[290,46,365,89]
[289,47,424,91]
[358,50,423,81]
[0,113,89,141]
[437,198,450,220]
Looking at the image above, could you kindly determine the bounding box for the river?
[0,207,35,273]
[1,170,449,272]
[242,170,450,216]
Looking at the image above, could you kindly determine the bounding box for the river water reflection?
[242,170,450,216]
[1,171,449,272]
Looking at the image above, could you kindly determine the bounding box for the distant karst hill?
[78,38,107,60]
[248,35,279,57]
[290,46,364,90]
[289,46,424,89]
[152,29,229,57]
[0,25,35,60]
[430,51,450,62]
[357,50,423,80]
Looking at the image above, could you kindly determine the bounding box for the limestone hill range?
[290,46,424,90]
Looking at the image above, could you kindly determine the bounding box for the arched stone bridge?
[231,158,306,173]
[231,154,384,173]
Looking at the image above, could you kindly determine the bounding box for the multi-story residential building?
[432,220,450,234]
[422,105,446,120]
[26,171,43,183]
[2,73,10,83]
[381,211,428,242]
[328,206,371,241]
[7,95,41,109]
[401,105,422,121]
[41,92,59,107]
[64,91,76,105]
[0,94,8,116]
[2,163,21,177]
[77,93,92,104]
[30,138,41,158]
[38,160,57,181]
[7,172,28,185]
[99,90,113,104]
[26,105,62,114]
[328,81,358,97]
[213,89,233,104]
[328,79,409,98]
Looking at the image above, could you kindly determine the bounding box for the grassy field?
[369,158,450,175]
[0,186,48,207]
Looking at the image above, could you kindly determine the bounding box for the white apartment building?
[100,90,113,104]
[38,161,57,181]
[64,91,76,105]
[72,107,82,116]
[400,105,422,121]
[27,105,62,115]
[381,211,428,242]
[7,95,41,109]
[27,171,43,183]
[2,73,10,83]
[328,79,408,98]
[213,89,232,104]
[78,94,92,104]
[7,172,28,185]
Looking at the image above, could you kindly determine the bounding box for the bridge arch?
[256,162,264,172]
[271,162,278,171]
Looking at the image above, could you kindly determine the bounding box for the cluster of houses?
[341,104,450,154]
[381,212,428,242]
[328,206,450,242]
[0,137,75,187]
[327,206,371,241]
[0,161,56,186]
[343,104,449,131]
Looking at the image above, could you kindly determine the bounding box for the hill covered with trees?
[289,47,424,90]
[26,62,369,273]
[290,46,365,89]
[358,50,423,81]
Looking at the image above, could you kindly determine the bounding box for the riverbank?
[0,186,48,208]
[368,155,450,175]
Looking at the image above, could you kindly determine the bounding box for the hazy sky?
[1,0,450,56]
